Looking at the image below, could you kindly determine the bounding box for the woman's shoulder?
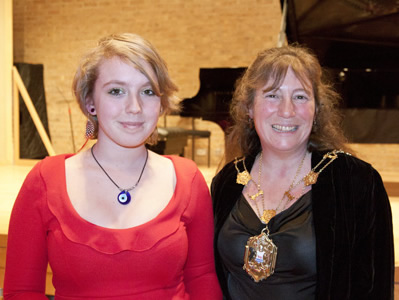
[314,149,369,165]
[42,153,73,164]
[161,155,204,183]
[16,154,72,208]
[313,149,380,180]
[211,160,237,192]
[163,154,197,170]
[27,154,72,178]
[213,155,256,186]
[215,158,236,177]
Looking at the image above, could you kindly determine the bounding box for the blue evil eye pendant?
[117,190,131,205]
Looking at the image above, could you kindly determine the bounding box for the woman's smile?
[271,124,299,133]
[119,121,145,129]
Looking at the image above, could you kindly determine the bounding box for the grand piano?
[180,67,246,133]
[180,0,399,143]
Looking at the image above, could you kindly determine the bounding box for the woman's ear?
[248,107,254,119]
[86,98,96,116]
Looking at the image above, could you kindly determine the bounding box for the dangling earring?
[85,119,95,139]
[77,117,96,153]
[312,118,317,132]
[85,106,96,139]
[248,117,254,128]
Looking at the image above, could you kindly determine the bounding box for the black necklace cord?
[90,145,149,192]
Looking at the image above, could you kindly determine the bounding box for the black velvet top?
[211,151,394,300]
[218,192,316,300]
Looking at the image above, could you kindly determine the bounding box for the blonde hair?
[226,44,350,162]
[72,33,179,143]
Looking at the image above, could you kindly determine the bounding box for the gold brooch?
[234,157,252,185]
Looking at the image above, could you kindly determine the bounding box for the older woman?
[4,33,222,300]
[211,45,394,299]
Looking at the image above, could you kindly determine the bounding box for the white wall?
[0,0,13,164]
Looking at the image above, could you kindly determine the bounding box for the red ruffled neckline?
[43,154,190,254]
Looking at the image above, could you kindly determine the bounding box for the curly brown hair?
[225,44,351,161]
[72,33,179,143]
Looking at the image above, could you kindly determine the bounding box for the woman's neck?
[259,147,310,179]
[89,140,148,171]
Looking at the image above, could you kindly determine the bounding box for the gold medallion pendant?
[261,209,276,224]
[236,170,252,185]
[304,171,318,186]
[243,227,278,282]
[234,157,252,185]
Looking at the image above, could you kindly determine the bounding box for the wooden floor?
[0,149,398,298]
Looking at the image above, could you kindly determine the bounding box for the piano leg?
[188,118,211,167]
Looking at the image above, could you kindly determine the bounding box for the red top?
[4,154,222,300]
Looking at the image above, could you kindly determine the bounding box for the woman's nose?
[126,94,142,114]
[277,97,295,118]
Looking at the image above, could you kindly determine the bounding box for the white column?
[0,0,13,164]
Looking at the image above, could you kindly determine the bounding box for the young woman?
[4,33,222,300]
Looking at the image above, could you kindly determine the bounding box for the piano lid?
[283,0,399,69]
[180,67,246,131]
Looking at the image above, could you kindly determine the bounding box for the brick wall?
[13,0,282,166]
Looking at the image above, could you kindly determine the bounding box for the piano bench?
[148,127,211,167]
[185,129,211,167]
[148,127,189,156]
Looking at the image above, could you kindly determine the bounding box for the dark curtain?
[15,63,51,159]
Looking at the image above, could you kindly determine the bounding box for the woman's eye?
[142,89,155,96]
[294,95,309,101]
[265,93,277,99]
[108,88,125,96]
